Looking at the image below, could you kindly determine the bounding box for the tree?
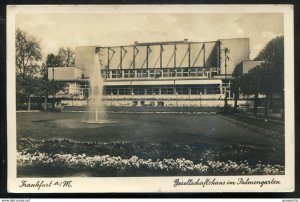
[16,74,44,110]
[16,28,42,78]
[45,47,75,67]
[39,63,49,110]
[46,53,61,67]
[255,36,284,118]
[16,28,42,110]
[57,47,75,67]
[238,36,284,118]
[231,77,240,112]
[42,56,67,111]
[239,66,263,117]
[15,29,69,111]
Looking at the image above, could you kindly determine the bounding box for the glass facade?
[101,67,217,79]
[103,84,221,96]
[161,85,174,95]
[146,86,160,95]
[61,82,224,100]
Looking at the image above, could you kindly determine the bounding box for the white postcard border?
[6,4,295,193]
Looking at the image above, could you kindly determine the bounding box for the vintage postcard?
[6,5,294,193]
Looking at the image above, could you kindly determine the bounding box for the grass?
[17,112,284,148]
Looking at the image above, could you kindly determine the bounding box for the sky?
[16,12,283,60]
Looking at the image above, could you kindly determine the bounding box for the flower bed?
[17,151,284,176]
[17,138,284,176]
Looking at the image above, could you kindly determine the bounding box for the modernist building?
[49,38,259,107]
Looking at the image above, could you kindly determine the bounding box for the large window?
[146,86,160,95]
[142,70,148,78]
[183,68,190,77]
[136,70,148,78]
[101,70,110,78]
[105,87,118,95]
[149,69,155,78]
[162,69,177,78]
[148,69,161,78]
[205,71,211,78]
[176,86,189,94]
[163,69,170,77]
[171,69,176,77]
[111,70,122,78]
[123,70,135,78]
[190,84,220,94]
[133,86,145,95]
[129,70,135,78]
[118,86,131,95]
[124,70,130,78]
[136,70,142,78]
[155,70,162,78]
[161,85,174,95]
[211,71,218,77]
[190,68,204,77]
[104,84,221,96]
[176,69,183,77]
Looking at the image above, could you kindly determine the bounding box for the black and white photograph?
[6,5,294,193]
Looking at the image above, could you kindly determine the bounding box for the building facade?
[50,38,258,107]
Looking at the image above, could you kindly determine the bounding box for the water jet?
[87,54,106,123]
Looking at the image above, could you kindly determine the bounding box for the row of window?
[78,82,231,89]
[102,68,218,79]
[104,85,221,95]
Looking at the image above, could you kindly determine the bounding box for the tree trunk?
[265,94,270,118]
[28,97,31,111]
[52,99,55,111]
[253,93,258,117]
[44,95,48,111]
[233,91,239,113]
[224,95,228,114]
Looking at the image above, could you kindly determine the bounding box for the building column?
[173,86,177,95]
[130,88,134,95]
[228,80,231,98]
[134,70,137,78]
[220,83,223,95]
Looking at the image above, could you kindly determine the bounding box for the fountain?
[85,53,109,124]
[35,52,114,129]
[88,54,105,123]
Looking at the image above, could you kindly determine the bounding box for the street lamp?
[189,90,191,107]
[117,91,119,106]
[222,47,230,113]
[132,92,134,106]
[199,92,202,107]
[176,92,178,107]
[111,92,113,106]
[153,92,156,107]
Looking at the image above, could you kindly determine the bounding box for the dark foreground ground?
[16,112,284,177]
[17,112,283,148]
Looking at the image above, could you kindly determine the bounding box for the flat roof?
[80,38,250,49]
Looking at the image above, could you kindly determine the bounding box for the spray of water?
[87,54,106,122]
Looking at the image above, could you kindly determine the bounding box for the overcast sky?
[16,12,283,60]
